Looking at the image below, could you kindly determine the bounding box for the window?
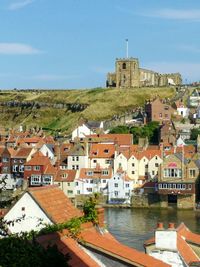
[189,169,196,178]
[104,149,109,153]
[87,171,93,176]
[33,166,40,171]
[163,168,182,178]
[155,163,159,167]
[43,176,52,185]
[188,184,192,190]
[145,164,148,169]
[114,191,118,196]
[122,63,126,69]
[87,188,92,192]
[13,159,18,163]
[19,165,24,172]
[114,183,118,187]
[90,180,93,184]
[132,163,135,167]
[76,165,79,170]
[102,170,109,175]
[182,184,186,190]
[25,166,31,171]
[76,182,79,186]
[72,156,75,161]
[132,171,135,174]
[155,156,158,160]
[164,106,169,110]
[177,184,181,189]
[125,184,129,188]
[158,184,162,189]
[67,182,70,186]
[20,159,24,163]
[103,179,106,183]
[173,184,176,189]
[31,175,41,185]
[12,165,18,172]
[152,171,155,175]
[2,157,9,163]
[125,192,130,196]
[72,165,75,170]
[67,190,73,194]
[93,160,97,163]
[163,184,167,189]
[62,173,67,178]
[76,156,79,161]
[105,160,111,164]
[77,190,80,194]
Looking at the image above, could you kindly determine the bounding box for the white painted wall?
[4,192,52,234]
[68,155,89,170]
[39,144,55,160]
[72,124,94,140]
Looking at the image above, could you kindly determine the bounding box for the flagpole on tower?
[126,38,129,58]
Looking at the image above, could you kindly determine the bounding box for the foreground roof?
[28,185,82,223]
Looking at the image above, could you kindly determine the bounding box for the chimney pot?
[168,222,175,230]
[157,222,164,229]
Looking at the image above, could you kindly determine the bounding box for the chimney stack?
[168,222,175,230]
[97,207,105,228]
[157,222,164,230]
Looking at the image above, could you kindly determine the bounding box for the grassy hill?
[0,87,175,134]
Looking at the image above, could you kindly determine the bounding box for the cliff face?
[0,87,175,134]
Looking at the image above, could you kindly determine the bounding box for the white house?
[39,144,55,160]
[67,143,89,171]
[176,102,189,118]
[75,167,112,195]
[4,185,82,234]
[72,121,104,141]
[107,171,133,204]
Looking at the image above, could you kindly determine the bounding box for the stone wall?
[131,193,161,208]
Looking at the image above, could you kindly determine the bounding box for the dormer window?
[104,149,109,153]
[102,170,109,176]
[87,171,93,176]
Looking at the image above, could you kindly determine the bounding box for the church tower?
[115,58,140,88]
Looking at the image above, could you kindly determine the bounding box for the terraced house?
[158,153,200,209]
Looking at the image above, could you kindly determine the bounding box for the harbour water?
[105,208,200,251]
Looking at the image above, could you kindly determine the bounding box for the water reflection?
[105,208,200,251]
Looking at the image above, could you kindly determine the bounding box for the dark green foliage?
[109,121,160,144]
[191,128,200,140]
[0,235,70,267]
[109,125,130,134]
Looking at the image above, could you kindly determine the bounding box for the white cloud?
[140,9,200,21]
[8,0,34,10]
[0,43,41,55]
[116,6,200,21]
[144,61,200,82]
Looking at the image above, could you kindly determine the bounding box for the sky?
[1,0,200,89]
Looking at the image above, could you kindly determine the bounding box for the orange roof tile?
[37,232,100,267]
[29,185,82,224]
[54,169,77,182]
[89,143,115,158]
[86,134,133,146]
[25,151,50,166]
[13,147,33,158]
[79,227,169,267]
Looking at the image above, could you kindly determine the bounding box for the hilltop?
[0,87,175,134]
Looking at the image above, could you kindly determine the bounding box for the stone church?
[106,57,182,88]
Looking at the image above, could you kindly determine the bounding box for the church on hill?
[106,57,182,88]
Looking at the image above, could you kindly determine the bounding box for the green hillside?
[0,87,175,134]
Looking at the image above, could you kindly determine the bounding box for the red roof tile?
[79,227,169,267]
[89,143,115,158]
[29,185,82,223]
[54,169,77,182]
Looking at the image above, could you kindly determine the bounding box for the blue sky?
[0,0,200,89]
